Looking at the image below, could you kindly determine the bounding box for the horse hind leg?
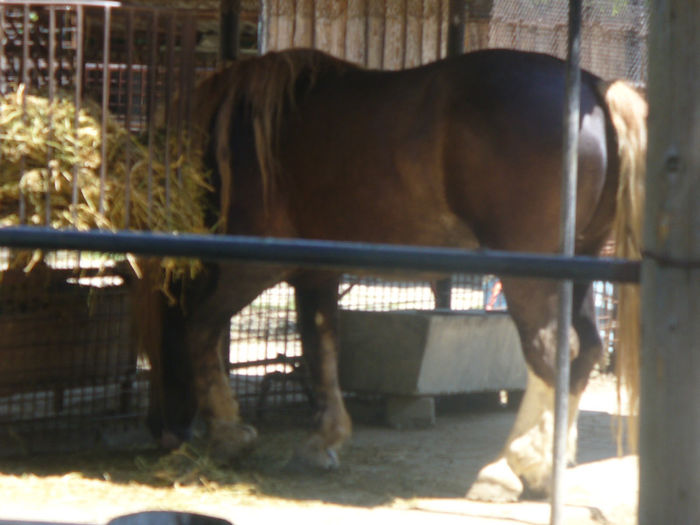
[288,272,352,470]
[467,278,602,502]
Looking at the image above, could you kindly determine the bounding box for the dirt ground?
[0,374,637,525]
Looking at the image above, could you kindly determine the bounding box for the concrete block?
[339,310,526,396]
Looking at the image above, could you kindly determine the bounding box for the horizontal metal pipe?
[0,227,640,284]
[4,0,122,7]
[1,1,218,17]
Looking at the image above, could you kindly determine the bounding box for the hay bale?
[0,86,213,278]
[0,85,212,233]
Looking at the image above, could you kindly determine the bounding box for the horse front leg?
[290,273,352,469]
[467,278,602,502]
[184,311,259,462]
[181,263,289,462]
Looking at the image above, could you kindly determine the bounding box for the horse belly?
[283,127,478,248]
[291,172,479,249]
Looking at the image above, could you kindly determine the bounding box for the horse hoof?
[160,431,184,451]
[466,457,523,502]
[287,441,340,472]
[208,421,258,464]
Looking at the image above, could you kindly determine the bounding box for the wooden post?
[639,2,700,524]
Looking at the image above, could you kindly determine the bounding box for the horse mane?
[190,49,359,226]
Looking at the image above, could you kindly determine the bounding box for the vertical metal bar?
[125,10,135,132]
[342,0,348,59]
[436,0,444,59]
[0,5,3,193]
[22,4,29,89]
[146,11,159,226]
[46,6,56,227]
[0,6,6,94]
[401,0,408,68]
[19,4,30,224]
[72,5,84,225]
[291,0,298,47]
[164,14,176,222]
[56,8,65,92]
[380,0,386,69]
[550,1,581,525]
[182,17,196,164]
[311,0,317,49]
[418,0,425,65]
[220,0,241,61]
[99,6,111,220]
[433,278,452,309]
[363,0,370,67]
[179,15,195,183]
[432,0,467,308]
[260,0,269,54]
[124,8,135,229]
[447,0,466,57]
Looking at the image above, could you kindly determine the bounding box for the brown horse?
[135,48,646,501]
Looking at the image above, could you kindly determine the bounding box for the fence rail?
[0,226,641,284]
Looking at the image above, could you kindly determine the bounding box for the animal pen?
[0,0,645,458]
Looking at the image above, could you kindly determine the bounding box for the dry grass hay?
[0,85,212,232]
[0,86,214,279]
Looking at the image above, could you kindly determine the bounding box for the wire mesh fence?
[0,254,145,456]
[0,1,220,455]
[487,0,648,84]
[262,0,648,84]
[0,0,635,451]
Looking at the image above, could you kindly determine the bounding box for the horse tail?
[599,79,648,447]
[129,258,166,424]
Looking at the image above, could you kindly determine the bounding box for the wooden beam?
[639,2,700,523]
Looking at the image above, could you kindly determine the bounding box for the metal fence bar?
[180,16,196,173]
[447,0,466,57]
[99,5,111,218]
[19,4,30,224]
[71,4,84,224]
[3,0,121,6]
[164,14,176,216]
[0,6,5,94]
[46,6,57,227]
[146,10,159,226]
[551,1,582,524]
[0,227,641,284]
[124,8,135,228]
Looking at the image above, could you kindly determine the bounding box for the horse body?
[139,48,646,501]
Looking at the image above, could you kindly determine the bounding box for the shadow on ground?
[0,394,632,510]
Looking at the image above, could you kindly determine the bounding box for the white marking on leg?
[504,367,581,495]
[468,366,582,500]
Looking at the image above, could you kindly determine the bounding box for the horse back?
[272,50,615,255]
[210,48,621,258]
